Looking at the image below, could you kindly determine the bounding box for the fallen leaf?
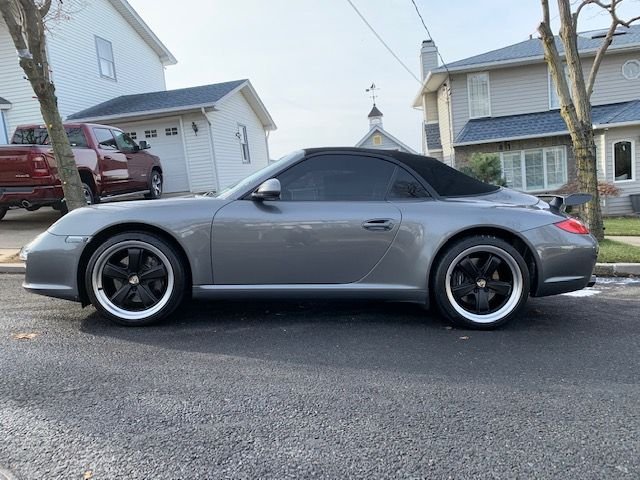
[83,471,93,479]
[459,336,470,340]
[12,333,38,340]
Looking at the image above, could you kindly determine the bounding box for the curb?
[594,262,640,277]
[0,263,25,274]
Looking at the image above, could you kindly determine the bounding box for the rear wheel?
[433,236,530,329]
[0,206,7,221]
[85,232,186,326]
[144,170,162,199]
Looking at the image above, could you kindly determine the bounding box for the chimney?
[420,39,438,81]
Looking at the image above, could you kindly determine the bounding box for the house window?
[498,146,567,192]
[372,134,382,146]
[128,132,137,140]
[95,36,116,80]
[622,60,640,80]
[613,140,634,181]
[144,129,157,138]
[467,72,491,118]
[549,65,570,109]
[165,127,178,136]
[238,124,250,163]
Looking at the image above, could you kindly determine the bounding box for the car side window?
[112,130,137,152]
[277,154,395,201]
[93,128,118,150]
[65,127,89,148]
[387,167,430,200]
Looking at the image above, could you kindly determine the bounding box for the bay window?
[497,146,567,192]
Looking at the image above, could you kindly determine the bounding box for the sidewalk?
[607,235,640,247]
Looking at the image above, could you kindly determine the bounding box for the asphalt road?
[0,274,639,479]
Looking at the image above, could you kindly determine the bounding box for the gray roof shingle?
[434,25,640,72]
[425,123,441,150]
[68,80,247,120]
[455,100,640,145]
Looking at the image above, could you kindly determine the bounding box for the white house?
[0,0,276,193]
[355,104,417,154]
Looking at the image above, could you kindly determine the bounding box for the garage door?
[118,120,190,193]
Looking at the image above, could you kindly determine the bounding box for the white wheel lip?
[91,240,175,321]
[445,244,523,325]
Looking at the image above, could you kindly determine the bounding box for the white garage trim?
[177,116,193,191]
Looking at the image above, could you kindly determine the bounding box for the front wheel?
[433,236,530,329]
[85,232,186,326]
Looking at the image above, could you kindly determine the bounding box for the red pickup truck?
[0,123,163,220]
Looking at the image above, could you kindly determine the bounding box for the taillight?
[555,218,590,234]
[32,155,50,177]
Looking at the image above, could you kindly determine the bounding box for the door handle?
[103,155,112,160]
[362,219,394,231]
[126,156,132,160]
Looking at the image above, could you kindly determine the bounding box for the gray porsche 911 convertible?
[21,148,598,329]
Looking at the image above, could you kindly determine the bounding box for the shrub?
[460,153,507,186]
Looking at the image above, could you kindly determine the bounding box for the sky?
[127,0,640,159]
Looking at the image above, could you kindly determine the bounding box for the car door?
[211,153,402,285]
[112,129,148,190]
[93,127,129,194]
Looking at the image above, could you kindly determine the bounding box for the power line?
[344,0,421,83]
[409,0,449,75]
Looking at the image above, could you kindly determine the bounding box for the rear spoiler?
[537,193,592,212]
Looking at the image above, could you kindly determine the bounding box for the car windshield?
[214,150,303,199]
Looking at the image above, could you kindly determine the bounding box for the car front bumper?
[22,231,89,302]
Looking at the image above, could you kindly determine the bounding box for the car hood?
[48,195,230,236]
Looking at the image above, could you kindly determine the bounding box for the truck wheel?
[0,207,7,221]
[82,182,95,205]
[144,170,162,200]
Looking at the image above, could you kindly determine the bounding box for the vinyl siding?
[181,112,217,192]
[446,51,640,141]
[0,0,166,139]
[601,126,640,215]
[358,129,408,152]
[47,0,166,119]
[0,18,42,138]
[208,89,269,190]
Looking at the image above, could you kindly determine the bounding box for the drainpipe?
[202,106,221,192]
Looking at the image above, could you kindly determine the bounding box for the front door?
[92,127,129,194]
[112,129,148,190]
[211,153,402,285]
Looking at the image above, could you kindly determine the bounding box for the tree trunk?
[571,129,604,240]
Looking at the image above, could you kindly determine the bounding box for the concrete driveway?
[0,208,59,248]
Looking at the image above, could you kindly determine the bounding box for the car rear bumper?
[0,185,63,208]
[525,224,599,297]
[22,231,88,302]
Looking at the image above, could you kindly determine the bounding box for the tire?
[82,182,96,205]
[0,206,7,221]
[85,232,186,326]
[432,236,530,329]
[144,170,163,199]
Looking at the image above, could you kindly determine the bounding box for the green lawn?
[598,239,640,263]
[603,217,640,236]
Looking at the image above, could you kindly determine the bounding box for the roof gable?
[107,0,176,66]
[355,125,417,154]
[67,80,276,130]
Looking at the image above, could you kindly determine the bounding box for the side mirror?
[139,140,151,150]
[252,178,281,201]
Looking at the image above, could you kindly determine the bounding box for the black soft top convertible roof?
[304,147,500,197]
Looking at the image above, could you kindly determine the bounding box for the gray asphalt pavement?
[1,275,639,479]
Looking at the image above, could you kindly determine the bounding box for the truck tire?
[0,206,7,221]
[144,170,163,200]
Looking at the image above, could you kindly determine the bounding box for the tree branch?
[39,0,52,17]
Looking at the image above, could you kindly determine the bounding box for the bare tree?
[0,0,86,213]
[538,0,640,241]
